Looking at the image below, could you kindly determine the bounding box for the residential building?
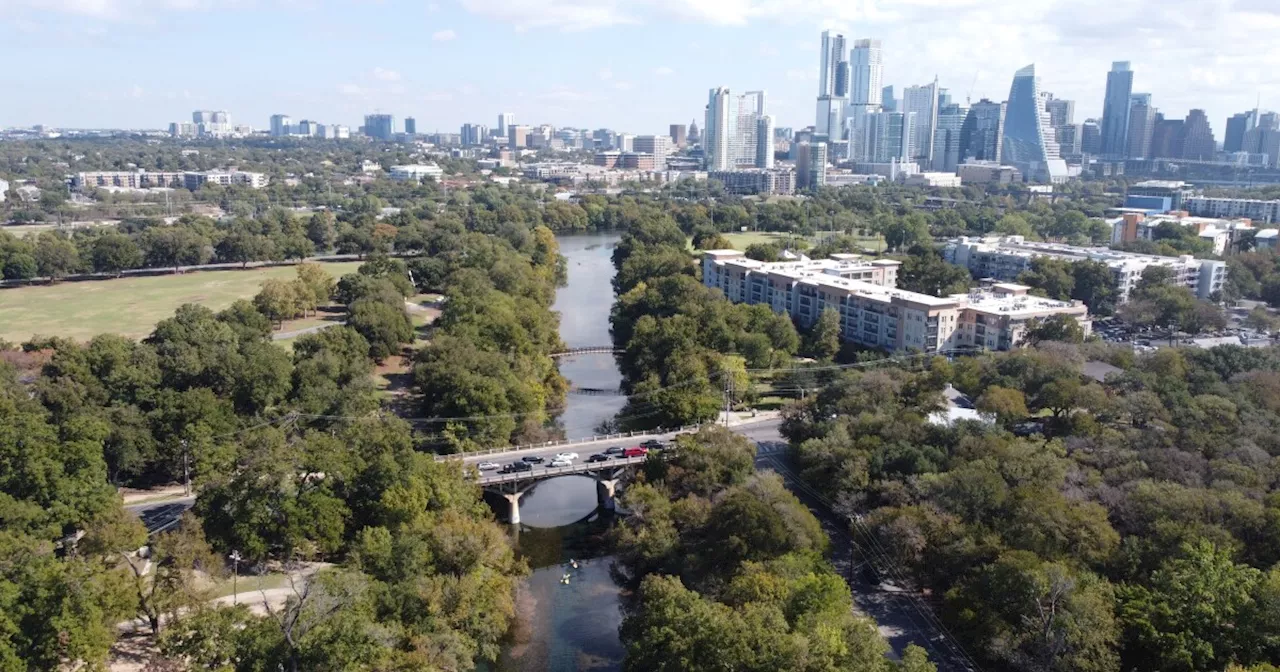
[815,30,849,140]
[669,123,687,147]
[1149,115,1184,158]
[297,120,320,137]
[1081,119,1102,155]
[1056,124,1082,158]
[634,135,673,169]
[169,122,197,138]
[1111,212,1254,255]
[858,111,915,164]
[1046,98,1075,127]
[189,170,268,189]
[902,80,939,165]
[619,152,656,170]
[1001,64,1068,183]
[508,125,529,150]
[618,133,635,152]
[364,114,395,140]
[959,99,1006,163]
[389,164,444,182]
[795,141,828,190]
[944,235,1227,302]
[882,86,897,112]
[1241,113,1280,166]
[704,87,733,170]
[932,103,968,172]
[1126,93,1156,159]
[1224,110,1257,153]
[905,172,963,188]
[73,170,187,190]
[1255,229,1279,251]
[848,38,884,155]
[1180,109,1216,160]
[1125,180,1191,211]
[593,151,621,169]
[701,251,1089,352]
[1100,61,1134,157]
[708,169,795,195]
[319,124,349,140]
[404,117,417,135]
[497,113,514,138]
[270,114,292,137]
[1185,196,1280,224]
[958,161,1020,185]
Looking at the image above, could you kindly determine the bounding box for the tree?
[33,232,80,279]
[805,307,842,361]
[122,514,221,635]
[884,214,932,252]
[1019,257,1075,301]
[2,252,37,280]
[976,386,1029,426]
[347,298,413,360]
[306,211,336,251]
[295,262,335,306]
[1024,314,1085,345]
[141,226,210,271]
[90,233,143,276]
[1070,260,1118,316]
[254,279,301,327]
[1243,307,1279,334]
[898,245,973,296]
[744,242,782,262]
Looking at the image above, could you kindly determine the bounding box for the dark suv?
[501,462,533,474]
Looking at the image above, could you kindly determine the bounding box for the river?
[488,232,627,672]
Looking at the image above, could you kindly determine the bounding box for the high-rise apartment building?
[1001,64,1067,183]
[756,116,776,169]
[1126,94,1156,159]
[270,114,292,137]
[959,99,1005,163]
[508,125,529,149]
[847,38,884,161]
[933,104,968,172]
[1149,115,1184,159]
[404,117,417,135]
[815,30,849,140]
[669,123,687,147]
[1100,61,1134,157]
[902,80,939,165]
[795,141,828,190]
[634,135,673,169]
[1241,112,1279,157]
[882,86,897,112]
[1224,111,1257,153]
[1180,109,1216,160]
[1081,119,1102,155]
[704,87,733,170]
[461,123,488,146]
[733,91,767,168]
[364,114,395,140]
[1046,98,1074,128]
[1056,124,1082,158]
[497,113,514,138]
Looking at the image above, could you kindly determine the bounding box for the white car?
[550,457,573,467]
[477,461,501,471]
[554,452,579,461]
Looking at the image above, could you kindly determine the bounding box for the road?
[272,322,337,341]
[125,496,195,535]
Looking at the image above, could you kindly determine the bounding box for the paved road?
[272,322,338,341]
[125,495,196,535]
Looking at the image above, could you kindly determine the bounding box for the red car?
[623,446,649,458]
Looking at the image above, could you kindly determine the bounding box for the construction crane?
[965,72,979,105]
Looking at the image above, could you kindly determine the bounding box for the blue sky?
[3,0,1278,137]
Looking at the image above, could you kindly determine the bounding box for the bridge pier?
[503,491,525,526]
[596,479,619,511]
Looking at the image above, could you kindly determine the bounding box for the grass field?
[0,261,362,343]
[699,230,886,253]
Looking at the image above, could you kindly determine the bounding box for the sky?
[2,0,1279,138]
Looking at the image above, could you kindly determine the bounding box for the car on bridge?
[501,462,533,474]
[624,446,649,458]
[522,455,545,464]
[477,461,501,471]
[550,456,573,467]
[640,439,665,451]
[554,452,579,461]
[587,453,611,463]
[605,446,625,456]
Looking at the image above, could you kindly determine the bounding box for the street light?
[229,551,242,605]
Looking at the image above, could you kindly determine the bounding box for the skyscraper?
[817,31,847,98]
[756,116,775,169]
[704,87,733,170]
[508,125,529,149]
[796,141,828,190]
[669,123,687,147]
[1180,109,1216,160]
[497,112,514,138]
[1046,98,1075,128]
[815,31,848,140]
[1001,65,1067,183]
[882,86,897,113]
[933,103,968,172]
[902,80,939,165]
[364,114,395,140]
[848,39,884,160]
[269,114,292,137]
[1100,61,1134,157]
[959,99,1005,163]
[859,111,915,164]
[733,91,767,168]
[1081,119,1102,155]
[1125,94,1155,159]
[1056,124,1082,158]
[460,123,487,146]
[1149,115,1184,158]
[404,117,417,135]
[1224,110,1257,153]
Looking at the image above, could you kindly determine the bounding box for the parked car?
[554,452,579,461]
[550,457,573,467]
[587,453,611,463]
[501,462,533,474]
[624,446,649,458]
[605,446,625,455]
[522,455,545,464]
[477,461,501,471]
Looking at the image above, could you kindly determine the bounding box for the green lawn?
[0,261,362,343]
[695,231,886,254]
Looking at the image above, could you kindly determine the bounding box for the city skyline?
[3,0,1279,135]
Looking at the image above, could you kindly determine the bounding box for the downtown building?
[943,235,1227,303]
[1001,65,1068,183]
[702,250,1090,353]
[73,169,268,191]
[708,169,795,195]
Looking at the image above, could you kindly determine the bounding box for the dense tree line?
[612,425,934,672]
[782,341,1280,672]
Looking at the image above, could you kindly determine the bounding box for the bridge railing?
[474,455,649,485]
[434,423,705,462]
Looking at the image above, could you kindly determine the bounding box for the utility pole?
[723,367,733,428]
[181,439,190,496]
[229,550,242,605]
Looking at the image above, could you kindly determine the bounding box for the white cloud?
[614,81,633,91]
[372,67,401,81]
[432,28,456,41]
[423,91,454,102]
[653,66,674,76]
[758,45,779,57]
[597,67,613,80]
[338,83,365,96]
[537,87,601,103]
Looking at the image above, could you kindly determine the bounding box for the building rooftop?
[949,235,1221,269]
[1132,180,1188,189]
